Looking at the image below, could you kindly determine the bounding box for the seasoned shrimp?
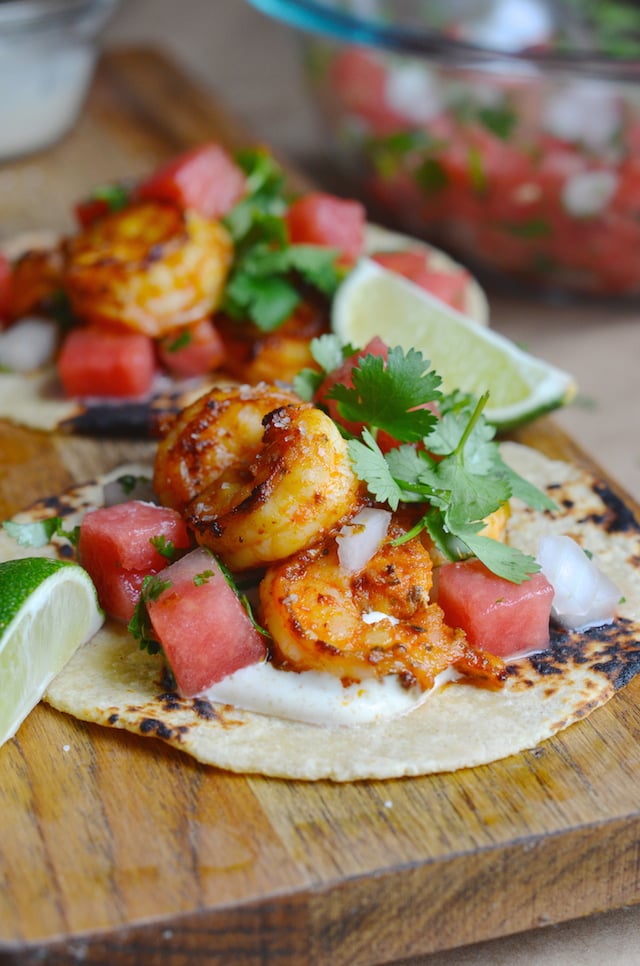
[217,299,327,385]
[63,201,233,337]
[154,383,301,513]
[260,519,506,691]
[6,244,64,321]
[185,402,362,571]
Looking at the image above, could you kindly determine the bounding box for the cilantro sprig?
[307,337,556,583]
[128,574,171,656]
[221,150,344,331]
[2,517,80,548]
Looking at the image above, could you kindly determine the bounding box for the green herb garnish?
[221,150,344,331]
[150,534,178,561]
[2,517,80,548]
[310,340,556,583]
[127,575,172,655]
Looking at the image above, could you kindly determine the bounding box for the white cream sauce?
[203,663,459,727]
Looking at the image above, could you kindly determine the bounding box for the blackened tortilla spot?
[585,481,640,534]
[108,713,119,724]
[192,697,217,720]
[158,691,182,711]
[139,717,177,740]
[508,618,640,693]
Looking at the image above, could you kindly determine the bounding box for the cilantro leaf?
[221,151,343,331]
[286,244,342,294]
[328,346,441,442]
[91,182,130,211]
[2,517,79,548]
[348,431,404,510]
[127,574,171,656]
[216,556,270,638]
[309,333,350,374]
[454,531,540,583]
[149,535,178,561]
[224,271,300,332]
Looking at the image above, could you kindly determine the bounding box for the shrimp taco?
[1,369,639,782]
[0,142,487,437]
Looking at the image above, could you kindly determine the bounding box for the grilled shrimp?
[259,518,506,691]
[153,383,301,513]
[63,201,233,337]
[6,244,64,321]
[185,401,362,571]
[217,300,327,385]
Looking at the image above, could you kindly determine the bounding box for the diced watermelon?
[79,500,192,622]
[371,249,469,310]
[145,547,267,695]
[57,326,156,398]
[434,558,554,659]
[136,143,246,220]
[158,318,226,377]
[285,191,366,264]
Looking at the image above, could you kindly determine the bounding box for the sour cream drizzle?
[204,663,459,727]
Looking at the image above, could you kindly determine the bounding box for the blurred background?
[104,1,318,164]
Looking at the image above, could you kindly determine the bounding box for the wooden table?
[1,48,640,966]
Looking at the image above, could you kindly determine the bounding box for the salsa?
[305,42,640,296]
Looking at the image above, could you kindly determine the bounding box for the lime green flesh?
[332,261,576,427]
[0,557,103,746]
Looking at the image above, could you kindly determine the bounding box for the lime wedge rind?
[0,558,103,747]
[332,258,576,429]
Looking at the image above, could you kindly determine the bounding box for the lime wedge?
[0,557,104,747]
[332,259,576,428]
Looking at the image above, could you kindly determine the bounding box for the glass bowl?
[0,0,120,162]
[249,0,640,298]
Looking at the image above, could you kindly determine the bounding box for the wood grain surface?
[1,48,640,966]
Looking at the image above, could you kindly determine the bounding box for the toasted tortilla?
[0,225,488,436]
[0,444,638,781]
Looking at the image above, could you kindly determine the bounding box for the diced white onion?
[536,534,621,631]
[543,81,621,150]
[384,64,442,124]
[562,170,618,218]
[0,317,59,372]
[336,507,392,575]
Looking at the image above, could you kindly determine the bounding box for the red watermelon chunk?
[370,249,469,311]
[145,547,267,696]
[286,191,366,264]
[57,326,156,399]
[135,142,246,220]
[434,558,554,659]
[79,500,191,622]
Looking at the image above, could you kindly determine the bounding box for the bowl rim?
[247,0,640,78]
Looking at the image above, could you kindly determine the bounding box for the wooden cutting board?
[1,48,640,966]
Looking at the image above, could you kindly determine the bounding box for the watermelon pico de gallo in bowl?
[250,0,640,298]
